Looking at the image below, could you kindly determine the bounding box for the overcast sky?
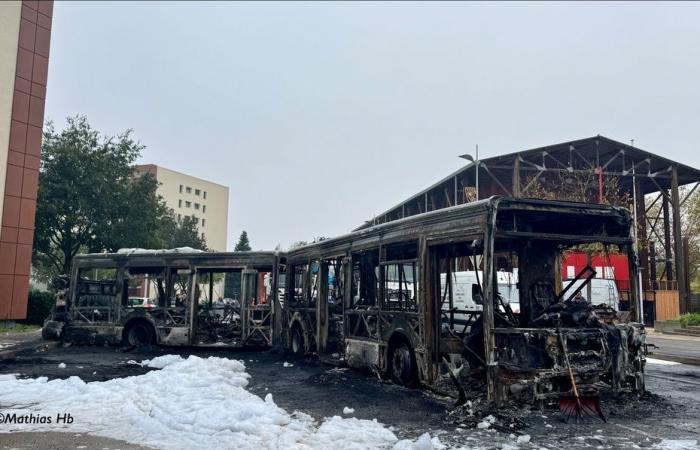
[45,1,700,250]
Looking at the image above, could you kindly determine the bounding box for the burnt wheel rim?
[292,329,302,354]
[392,345,410,383]
[129,325,150,346]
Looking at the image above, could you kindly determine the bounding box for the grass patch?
[678,312,700,328]
[0,323,41,334]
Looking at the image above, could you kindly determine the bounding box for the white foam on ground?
[646,358,681,366]
[656,439,699,450]
[0,355,443,450]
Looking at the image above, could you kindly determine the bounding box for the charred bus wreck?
[44,250,281,349]
[280,197,645,405]
[45,197,645,407]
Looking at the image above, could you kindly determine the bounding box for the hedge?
[21,290,56,325]
[679,313,700,328]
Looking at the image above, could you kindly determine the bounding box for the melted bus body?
[280,197,645,403]
[45,250,281,348]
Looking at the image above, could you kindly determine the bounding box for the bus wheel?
[125,322,154,347]
[291,325,305,355]
[390,342,417,386]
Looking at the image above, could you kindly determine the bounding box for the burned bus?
[43,250,281,349]
[281,197,646,404]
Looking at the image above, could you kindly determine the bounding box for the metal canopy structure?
[357,135,700,315]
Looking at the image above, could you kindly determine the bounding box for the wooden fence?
[654,290,680,321]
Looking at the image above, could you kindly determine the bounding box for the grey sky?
[45,1,700,250]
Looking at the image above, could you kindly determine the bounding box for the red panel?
[35,25,51,58]
[24,154,40,170]
[37,12,51,30]
[25,125,42,156]
[37,1,53,16]
[24,1,39,11]
[21,4,38,22]
[1,196,21,228]
[7,151,24,167]
[31,82,46,99]
[14,76,31,95]
[0,226,18,244]
[17,228,34,245]
[11,90,30,123]
[0,275,13,318]
[16,48,34,81]
[21,168,39,199]
[18,19,36,52]
[28,95,45,127]
[0,243,17,275]
[19,198,37,229]
[4,164,23,197]
[11,275,30,319]
[9,120,27,152]
[32,54,48,86]
[14,244,32,276]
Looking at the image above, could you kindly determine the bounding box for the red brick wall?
[0,0,53,320]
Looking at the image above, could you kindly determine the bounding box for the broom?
[557,327,606,422]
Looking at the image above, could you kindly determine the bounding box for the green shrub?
[21,290,56,325]
[678,312,700,328]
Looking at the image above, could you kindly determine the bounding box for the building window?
[201,232,205,240]
[195,189,200,196]
[186,186,192,194]
[178,199,182,208]
[202,205,206,213]
[194,203,200,210]
[203,191,207,199]
[202,219,205,227]
[177,214,181,222]
[192,216,199,224]
[179,185,183,193]
[185,201,191,208]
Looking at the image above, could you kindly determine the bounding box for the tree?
[234,231,251,251]
[33,116,204,283]
[157,214,208,250]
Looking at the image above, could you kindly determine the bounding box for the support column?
[662,192,673,281]
[512,158,521,198]
[634,178,650,290]
[671,167,687,314]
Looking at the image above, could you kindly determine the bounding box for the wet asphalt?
[1,344,699,449]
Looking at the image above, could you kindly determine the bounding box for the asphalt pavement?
[646,329,700,365]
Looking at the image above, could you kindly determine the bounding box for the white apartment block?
[134,164,229,251]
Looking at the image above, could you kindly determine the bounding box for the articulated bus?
[46,197,646,404]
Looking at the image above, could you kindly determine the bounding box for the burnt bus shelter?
[358,136,700,320]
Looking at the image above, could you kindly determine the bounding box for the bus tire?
[389,341,417,386]
[291,324,305,355]
[124,321,155,347]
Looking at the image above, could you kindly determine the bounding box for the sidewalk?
[646,329,700,366]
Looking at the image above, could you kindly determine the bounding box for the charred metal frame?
[53,251,281,348]
[284,197,645,404]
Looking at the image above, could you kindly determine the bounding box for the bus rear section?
[44,250,281,349]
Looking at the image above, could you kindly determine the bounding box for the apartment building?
[134,164,229,251]
[0,1,53,321]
